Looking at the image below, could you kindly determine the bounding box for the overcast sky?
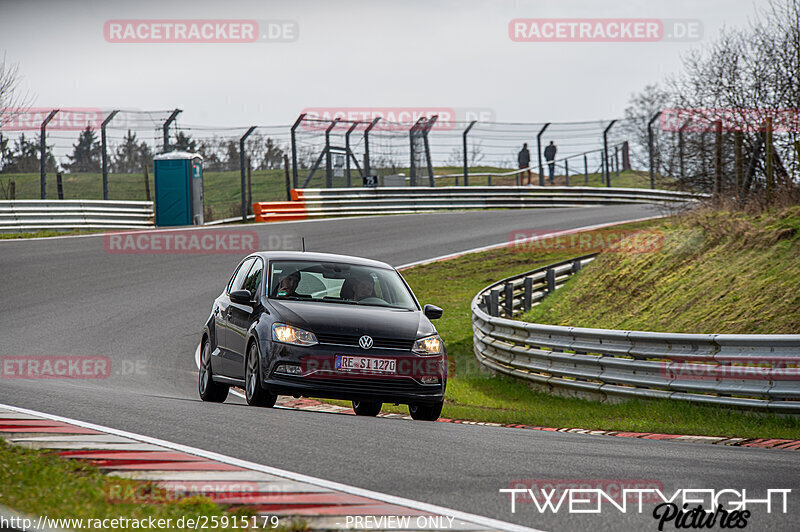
[1,0,763,128]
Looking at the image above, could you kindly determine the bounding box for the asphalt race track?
[1,205,798,531]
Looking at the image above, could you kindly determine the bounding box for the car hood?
[268,299,434,340]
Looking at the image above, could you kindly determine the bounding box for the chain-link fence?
[2,108,796,221]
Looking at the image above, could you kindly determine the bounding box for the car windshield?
[268,260,418,311]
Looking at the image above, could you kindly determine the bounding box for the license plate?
[335,355,396,374]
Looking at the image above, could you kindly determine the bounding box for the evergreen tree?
[1,133,57,173]
[173,132,197,152]
[65,126,101,172]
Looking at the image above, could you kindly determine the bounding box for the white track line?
[0,403,541,532]
[394,214,666,270]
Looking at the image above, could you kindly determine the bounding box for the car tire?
[245,342,277,408]
[409,401,443,421]
[352,400,382,416]
[198,339,229,403]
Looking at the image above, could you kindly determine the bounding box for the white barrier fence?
[0,200,154,232]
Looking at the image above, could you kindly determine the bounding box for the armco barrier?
[253,186,704,222]
[0,200,154,232]
[471,255,800,412]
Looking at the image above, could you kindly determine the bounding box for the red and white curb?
[269,397,800,452]
[0,403,540,532]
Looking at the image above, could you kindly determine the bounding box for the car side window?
[227,257,255,294]
[241,259,263,298]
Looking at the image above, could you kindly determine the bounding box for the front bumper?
[262,341,446,405]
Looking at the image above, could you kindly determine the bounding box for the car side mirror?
[230,290,253,305]
[424,304,443,320]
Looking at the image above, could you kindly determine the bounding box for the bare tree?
[625,0,799,196]
[0,54,33,130]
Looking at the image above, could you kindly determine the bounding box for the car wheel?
[198,340,229,403]
[245,342,277,407]
[352,400,382,416]
[409,401,443,421]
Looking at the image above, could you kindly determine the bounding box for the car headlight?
[272,323,318,346]
[413,334,443,355]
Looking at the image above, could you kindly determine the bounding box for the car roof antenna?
[301,237,306,252]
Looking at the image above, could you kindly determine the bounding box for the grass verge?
[0,439,306,531]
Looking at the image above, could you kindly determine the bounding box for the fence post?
[9,180,14,200]
[39,109,58,199]
[246,156,252,216]
[523,277,533,311]
[565,159,569,186]
[345,122,358,187]
[714,120,723,199]
[489,289,500,317]
[363,117,379,179]
[734,131,743,197]
[239,126,257,223]
[647,112,660,189]
[284,154,291,201]
[463,120,477,186]
[571,259,582,274]
[537,123,550,186]
[325,119,339,189]
[101,110,119,201]
[545,268,556,293]
[614,145,619,176]
[409,117,425,187]
[603,119,617,187]
[162,109,182,153]
[622,141,630,170]
[56,171,63,200]
[423,115,437,187]
[765,118,774,201]
[584,154,588,184]
[678,122,686,182]
[504,283,514,317]
[143,164,151,202]
[290,113,305,189]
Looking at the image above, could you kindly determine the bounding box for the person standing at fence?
[517,143,531,185]
[544,141,557,185]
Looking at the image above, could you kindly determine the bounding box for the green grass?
[0,439,309,531]
[365,215,800,439]
[520,206,800,334]
[0,229,105,239]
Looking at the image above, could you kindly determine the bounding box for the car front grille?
[315,332,414,351]
[278,374,440,395]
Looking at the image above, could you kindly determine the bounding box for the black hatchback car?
[199,251,447,420]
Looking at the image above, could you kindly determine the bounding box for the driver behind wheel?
[341,272,375,301]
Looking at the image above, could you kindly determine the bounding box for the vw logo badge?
[359,335,374,349]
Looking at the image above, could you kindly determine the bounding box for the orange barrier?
[253,199,307,223]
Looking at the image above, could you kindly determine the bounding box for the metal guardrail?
[254,186,704,222]
[471,255,800,412]
[0,200,154,232]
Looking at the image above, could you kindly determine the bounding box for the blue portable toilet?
[153,151,204,226]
